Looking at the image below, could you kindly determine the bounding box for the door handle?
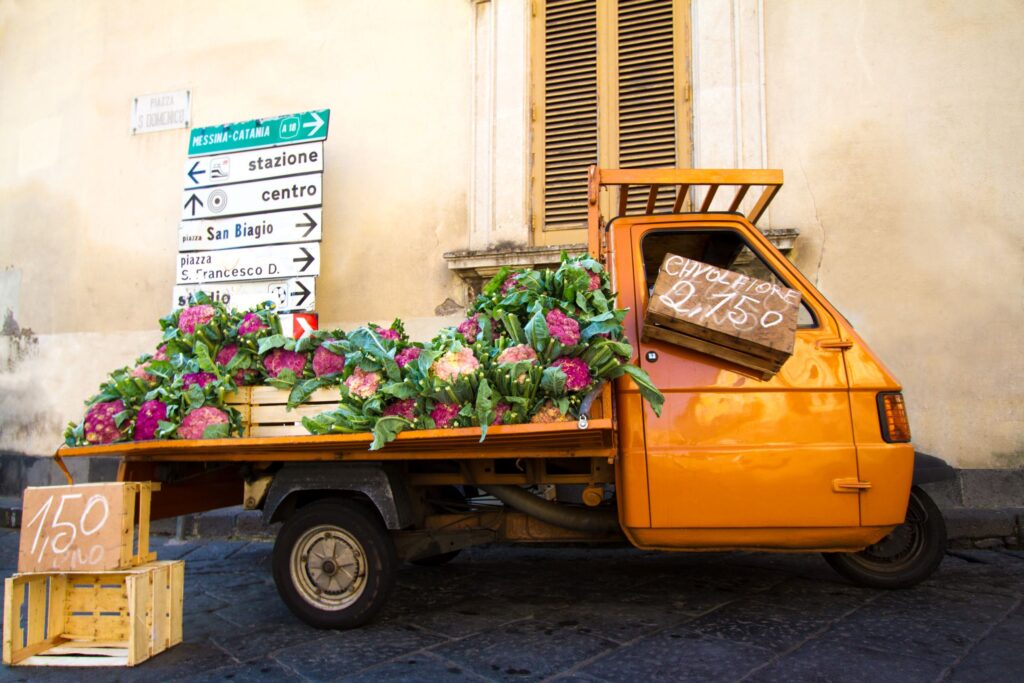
[818,339,853,350]
[833,478,872,493]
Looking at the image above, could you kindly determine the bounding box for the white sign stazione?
[183,142,324,188]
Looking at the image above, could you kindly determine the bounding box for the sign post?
[176,109,329,329]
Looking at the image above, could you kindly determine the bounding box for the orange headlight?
[877,392,911,442]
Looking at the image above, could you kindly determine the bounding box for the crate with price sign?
[3,482,183,668]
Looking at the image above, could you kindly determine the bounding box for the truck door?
[627,219,860,532]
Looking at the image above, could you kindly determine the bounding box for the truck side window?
[642,230,818,328]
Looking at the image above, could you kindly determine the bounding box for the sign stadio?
[177,243,320,284]
[188,109,329,156]
[178,208,321,252]
[184,141,323,188]
[172,277,316,312]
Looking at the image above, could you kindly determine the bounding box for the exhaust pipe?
[479,485,622,535]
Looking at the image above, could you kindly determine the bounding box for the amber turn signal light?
[877,392,911,443]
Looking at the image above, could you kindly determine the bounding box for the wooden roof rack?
[586,166,784,256]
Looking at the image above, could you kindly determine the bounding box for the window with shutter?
[531,0,692,244]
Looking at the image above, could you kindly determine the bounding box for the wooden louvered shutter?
[533,0,690,239]
[618,0,677,213]
[542,0,598,231]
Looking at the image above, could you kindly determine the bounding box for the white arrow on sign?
[172,277,316,312]
[181,172,322,220]
[178,208,321,252]
[303,111,325,137]
[184,141,324,188]
[177,242,320,284]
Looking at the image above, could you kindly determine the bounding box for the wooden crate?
[18,482,158,573]
[2,561,184,667]
[644,253,800,378]
[227,386,339,437]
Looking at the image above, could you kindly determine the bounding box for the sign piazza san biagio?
[175,109,330,325]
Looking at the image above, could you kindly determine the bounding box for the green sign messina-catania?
[188,109,329,156]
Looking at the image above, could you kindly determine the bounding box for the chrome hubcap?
[290,525,367,610]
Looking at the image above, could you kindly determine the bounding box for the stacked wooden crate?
[227,385,338,437]
[3,483,184,668]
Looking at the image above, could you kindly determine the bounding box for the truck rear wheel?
[272,499,397,629]
[823,486,946,589]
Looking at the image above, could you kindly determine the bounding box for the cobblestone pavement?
[0,530,1022,682]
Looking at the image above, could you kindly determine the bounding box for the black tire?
[823,486,946,589]
[272,499,397,629]
[410,549,462,566]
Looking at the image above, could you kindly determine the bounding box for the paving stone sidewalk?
[0,530,1022,682]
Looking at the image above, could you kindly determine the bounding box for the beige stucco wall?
[0,0,472,454]
[764,0,1024,467]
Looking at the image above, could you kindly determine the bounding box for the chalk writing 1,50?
[25,493,110,568]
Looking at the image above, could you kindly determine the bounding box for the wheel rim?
[290,524,368,611]
[848,492,927,573]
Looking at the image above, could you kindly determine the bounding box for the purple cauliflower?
[237,312,266,336]
[182,372,216,390]
[395,347,421,369]
[493,402,512,425]
[216,344,256,385]
[84,400,127,444]
[457,315,481,343]
[431,402,461,429]
[382,399,417,421]
[345,367,381,399]
[500,273,521,295]
[178,406,229,440]
[178,305,215,334]
[546,309,581,346]
[263,349,308,378]
[551,357,592,391]
[588,271,601,291]
[133,400,168,441]
[378,327,400,341]
[312,342,345,377]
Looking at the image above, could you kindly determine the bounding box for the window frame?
[638,227,821,329]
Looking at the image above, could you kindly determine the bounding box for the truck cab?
[591,167,946,587]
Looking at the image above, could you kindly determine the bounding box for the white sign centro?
[176,243,320,284]
[178,208,321,252]
[181,172,322,220]
[132,90,190,134]
[184,142,323,188]
[173,277,315,312]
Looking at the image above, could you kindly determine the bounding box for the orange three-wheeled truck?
[56,167,956,629]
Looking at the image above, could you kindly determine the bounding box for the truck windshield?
[641,229,817,328]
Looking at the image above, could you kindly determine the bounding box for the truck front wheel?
[272,499,397,629]
[823,486,946,589]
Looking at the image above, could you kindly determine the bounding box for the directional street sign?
[173,277,316,313]
[184,141,323,188]
[181,172,321,220]
[178,208,321,252]
[177,243,320,284]
[188,109,329,157]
